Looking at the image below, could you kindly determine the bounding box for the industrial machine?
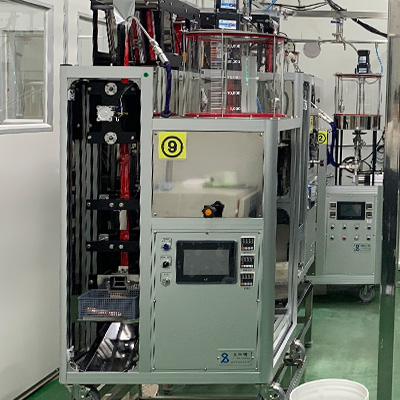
[310,50,384,301]
[60,2,320,399]
[311,186,382,300]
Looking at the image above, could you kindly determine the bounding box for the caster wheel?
[359,285,375,303]
[88,388,101,400]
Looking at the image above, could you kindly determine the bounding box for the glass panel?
[0,1,46,123]
[152,131,264,218]
[78,14,109,66]
[183,31,285,117]
[334,73,382,130]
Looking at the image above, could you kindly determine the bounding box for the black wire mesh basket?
[78,289,139,321]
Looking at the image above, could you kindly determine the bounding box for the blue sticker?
[220,353,230,364]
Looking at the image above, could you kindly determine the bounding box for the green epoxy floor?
[28,286,394,400]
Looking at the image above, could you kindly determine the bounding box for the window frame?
[0,0,53,134]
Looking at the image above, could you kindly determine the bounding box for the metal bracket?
[284,340,306,367]
[68,385,91,400]
[86,240,139,252]
[259,383,285,400]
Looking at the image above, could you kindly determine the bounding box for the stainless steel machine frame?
[59,67,316,398]
[284,73,320,283]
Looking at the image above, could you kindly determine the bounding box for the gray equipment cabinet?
[60,67,315,399]
[311,185,383,301]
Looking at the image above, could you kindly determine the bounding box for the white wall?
[0,1,109,397]
[0,1,63,399]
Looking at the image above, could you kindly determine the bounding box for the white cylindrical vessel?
[290,379,369,400]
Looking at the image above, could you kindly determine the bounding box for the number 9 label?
[158,132,187,159]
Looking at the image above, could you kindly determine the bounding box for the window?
[0,0,52,131]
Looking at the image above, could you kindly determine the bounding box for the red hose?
[120,28,130,266]
[122,28,130,83]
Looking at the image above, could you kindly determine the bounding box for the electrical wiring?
[326,0,387,39]
[257,97,263,113]
[361,140,383,162]
[162,62,172,118]
[377,144,384,163]
[263,1,326,9]
[361,130,385,163]
[327,122,339,167]
[265,0,279,11]
[130,15,172,117]
[376,45,384,75]
[277,2,327,11]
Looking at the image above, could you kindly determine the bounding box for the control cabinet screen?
[337,201,365,220]
[176,241,236,284]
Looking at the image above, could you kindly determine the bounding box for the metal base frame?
[69,281,313,400]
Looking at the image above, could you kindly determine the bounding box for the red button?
[342,237,347,241]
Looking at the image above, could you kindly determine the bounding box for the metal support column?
[377,2,400,399]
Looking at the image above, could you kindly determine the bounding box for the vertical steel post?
[377,2,400,399]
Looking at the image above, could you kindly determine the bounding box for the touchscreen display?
[183,249,230,276]
[176,240,236,284]
[337,201,365,220]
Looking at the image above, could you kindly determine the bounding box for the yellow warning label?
[317,130,328,145]
[158,132,187,159]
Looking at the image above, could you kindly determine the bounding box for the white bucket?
[290,379,369,400]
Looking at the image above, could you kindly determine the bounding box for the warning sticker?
[318,130,328,145]
[354,243,372,253]
[217,350,253,366]
[158,132,186,159]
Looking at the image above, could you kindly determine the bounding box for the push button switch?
[162,243,171,251]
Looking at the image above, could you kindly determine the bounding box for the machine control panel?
[152,231,261,372]
[324,187,382,278]
[155,233,260,290]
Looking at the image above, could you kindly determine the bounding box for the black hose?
[326,0,387,38]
